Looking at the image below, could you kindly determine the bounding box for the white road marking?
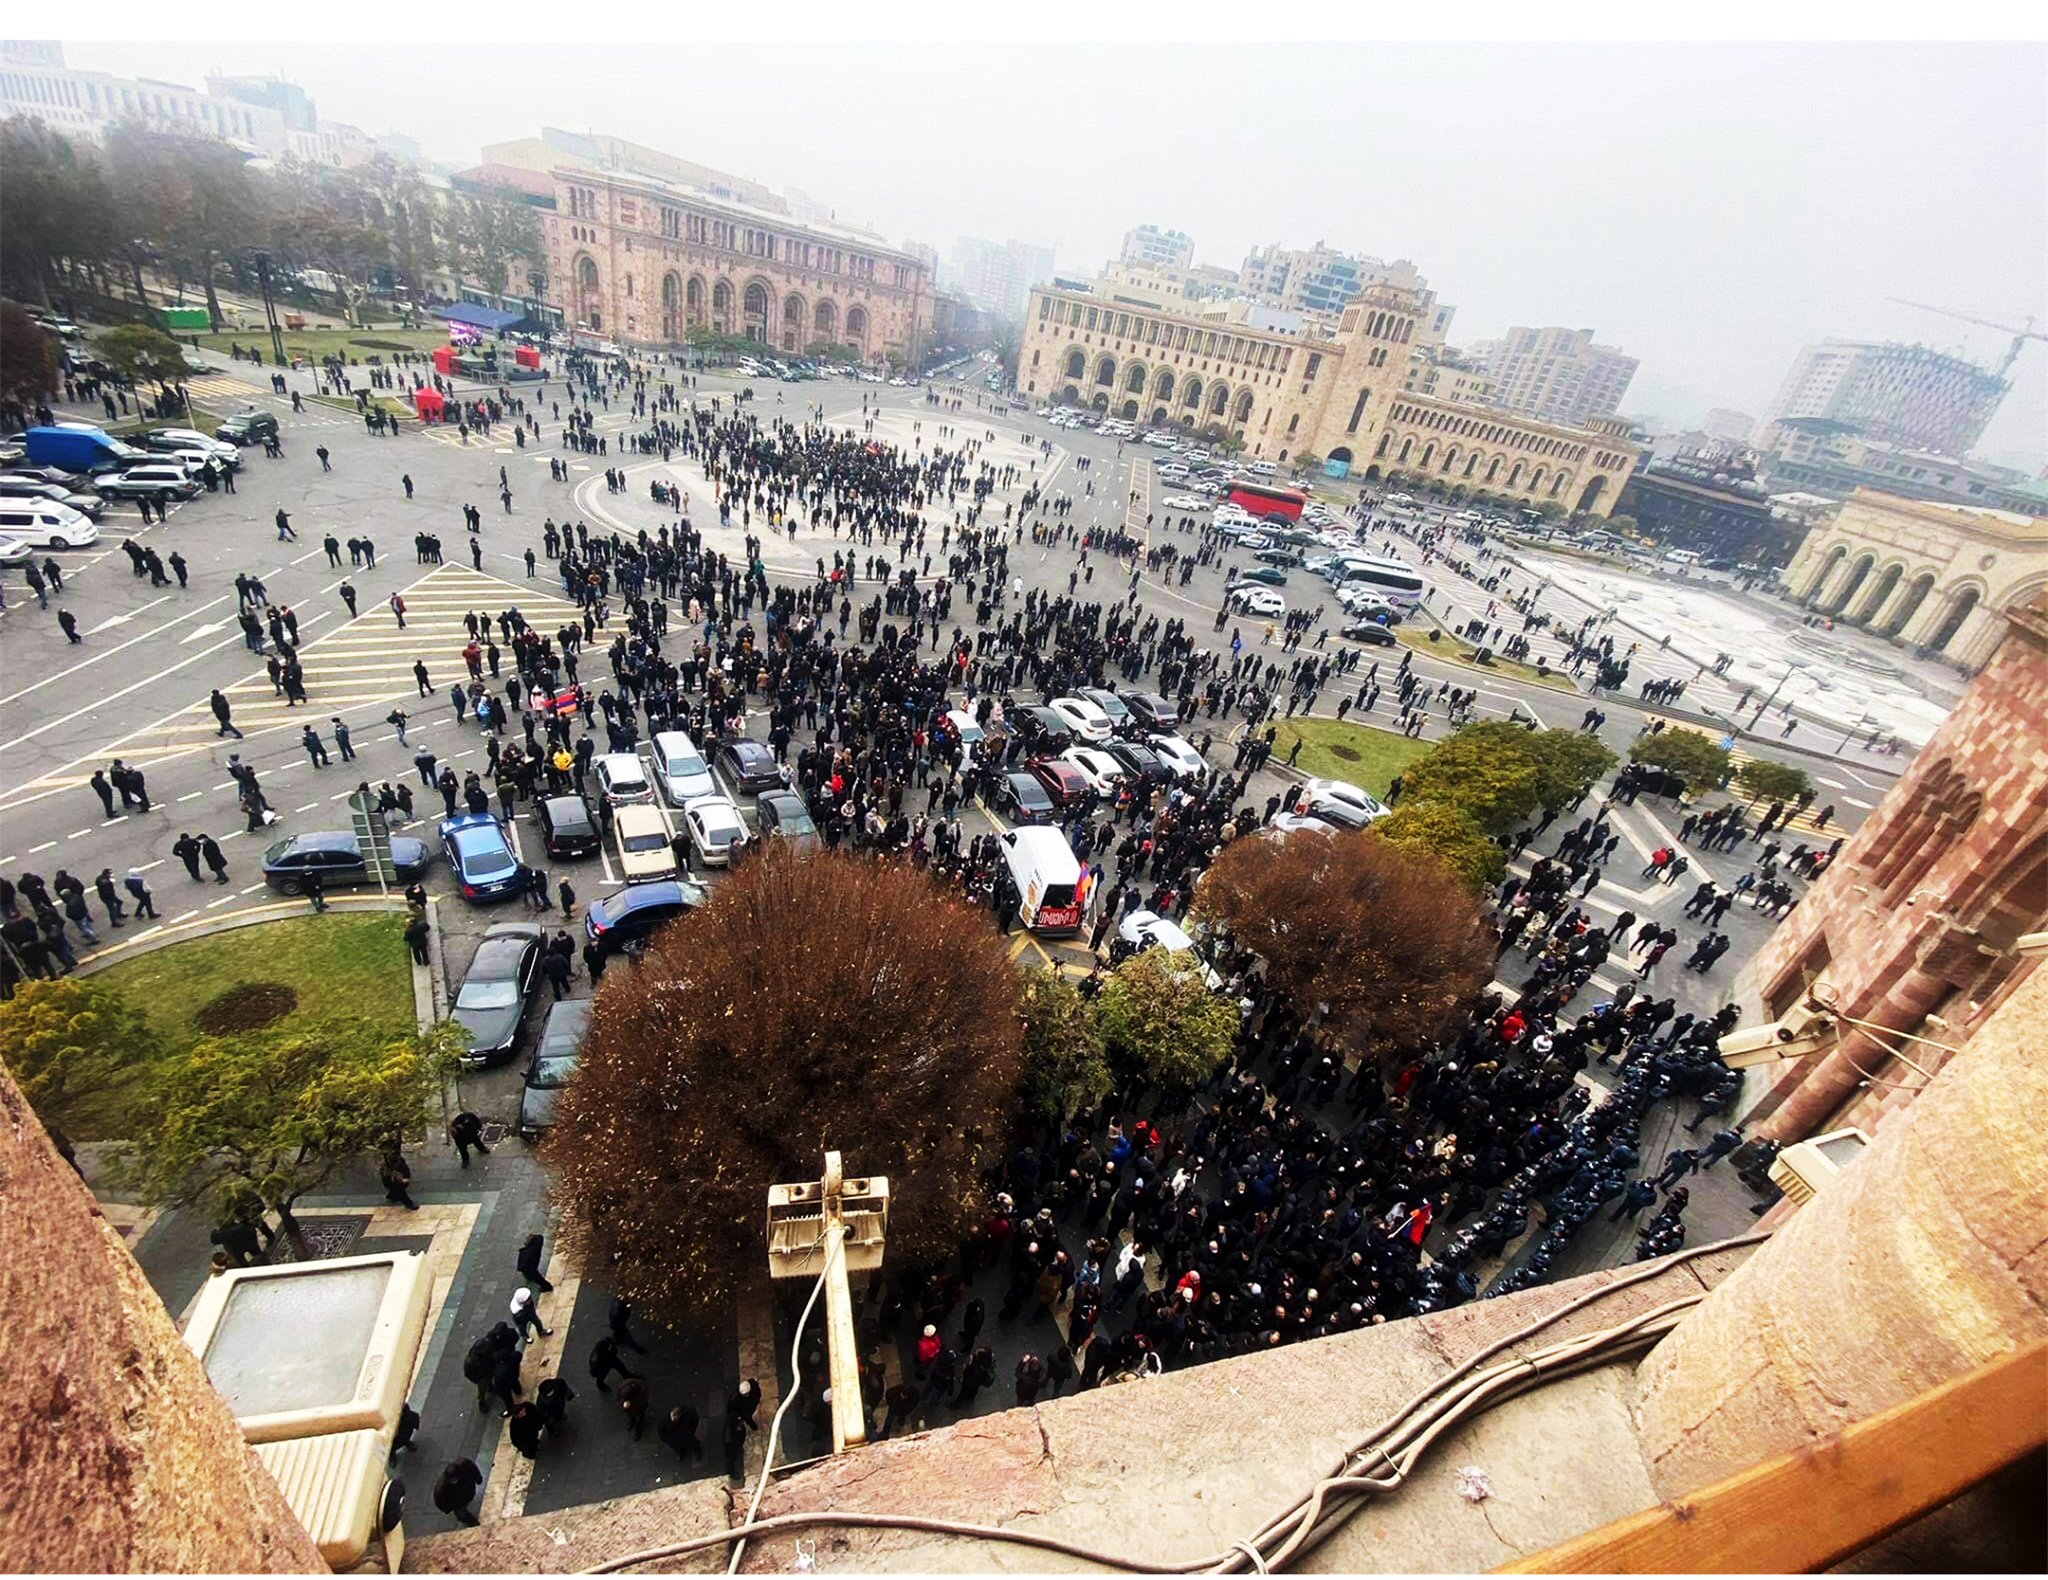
[294,802,319,813]
[206,895,236,908]
[86,594,173,634]
[28,841,56,853]
[0,592,235,704]
[67,828,91,839]
[178,791,205,801]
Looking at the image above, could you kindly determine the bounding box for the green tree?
[1397,723,1544,835]
[114,1019,462,1255]
[93,324,189,393]
[1094,948,1238,1101]
[1630,728,1733,795]
[1016,967,1110,1125]
[1735,756,1813,803]
[105,126,266,330]
[1373,800,1506,891]
[0,977,149,1131]
[1521,728,1618,809]
[0,299,60,412]
[452,193,541,300]
[0,118,119,307]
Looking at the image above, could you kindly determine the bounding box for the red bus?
[1227,480,1306,523]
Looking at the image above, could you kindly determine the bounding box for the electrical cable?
[727,1237,831,1576]
[582,1232,1767,1576]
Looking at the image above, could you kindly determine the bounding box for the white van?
[1000,826,1084,936]
[1249,460,1279,476]
[0,502,99,548]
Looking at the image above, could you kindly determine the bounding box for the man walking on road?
[339,580,358,618]
[390,592,406,629]
[275,508,297,542]
[333,718,355,761]
[301,724,330,768]
[211,689,244,738]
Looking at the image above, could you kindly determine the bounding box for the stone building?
[1018,279,1638,515]
[1781,489,2048,670]
[1738,590,2048,1143]
[542,167,934,364]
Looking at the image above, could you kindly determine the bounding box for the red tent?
[412,387,446,422]
[431,346,457,376]
[514,345,541,370]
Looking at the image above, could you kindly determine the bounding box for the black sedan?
[1011,705,1077,754]
[536,793,601,858]
[518,998,590,1140]
[451,922,544,1068]
[261,831,430,895]
[1236,565,1290,587]
[1342,620,1399,647]
[1106,740,1171,786]
[997,769,1056,824]
[1120,692,1179,732]
[716,738,786,795]
[757,790,821,852]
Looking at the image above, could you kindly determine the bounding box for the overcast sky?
[68,40,2048,462]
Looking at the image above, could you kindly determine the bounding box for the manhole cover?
[265,1215,370,1264]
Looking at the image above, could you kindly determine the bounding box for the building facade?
[1737,591,2048,1143]
[1780,489,2048,670]
[1612,464,1802,567]
[1756,417,2048,516]
[543,167,934,363]
[0,50,284,152]
[1476,326,1639,428]
[943,236,1054,322]
[1120,225,1194,269]
[1761,339,2008,457]
[1017,280,1638,514]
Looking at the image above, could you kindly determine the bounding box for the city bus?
[1226,480,1307,523]
[1333,555,1427,611]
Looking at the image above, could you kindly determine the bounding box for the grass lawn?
[196,327,449,365]
[309,392,413,421]
[1395,625,1579,692]
[1268,717,1431,795]
[68,914,415,1142]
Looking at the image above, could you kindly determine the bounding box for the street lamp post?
[527,268,546,333]
[1750,661,1806,731]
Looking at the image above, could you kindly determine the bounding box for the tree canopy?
[1016,966,1111,1125]
[1092,947,1239,1100]
[1373,800,1506,890]
[1395,722,1543,835]
[0,300,59,410]
[1735,756,1813,803]
[1630,728,1733,794]
[114,1018,462,1250]
[1196,829,1493,1069]
[544,846,1023,1323]
[0,976,148,1130]
[93,324,189,389]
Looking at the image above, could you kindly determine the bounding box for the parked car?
[613,803,681,882]
[1009,705,1077,755]
[1075,687,1132,733]
[584,878,706,953]
[517,998,590,1140]
[680,795,749,868]
[1106,739,1170,786]
[450,922,544,1068]
[261,831,430,894]
[650,729,717,806]
[534,793,601,859]
[94,463,199,502]
[1228,587,1286,617]
[996,769,1056,824]
[1059,746,1126,794]
[1119,691,1179,732]
[139,428,241,467]
[1341,620,1398,647]
[0,478,104,519]
[1148,734,1207,780]
[1301,778,1390,828]
[1237,565,1290,587]
[756,790,820,852]
[215,410,280,446]
[439,812,530,903]
[715,738,786,795]
[1266,811,1339,839]
[594,752,656,807]
[1027,757,1092,810]
[0,503,98,548]
[1048,695,1114,743]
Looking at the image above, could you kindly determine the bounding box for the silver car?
[650,729,717,806]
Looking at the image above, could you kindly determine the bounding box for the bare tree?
[544,846,1023,1324]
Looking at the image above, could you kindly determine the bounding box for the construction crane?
[1889,299,2047,377]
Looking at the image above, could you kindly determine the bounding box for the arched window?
[1094,354,1117,387]
[1234,391,1254,423]
[712,279,734,334]
[686,275,707,327]
[660,272,681,339]
[742,281,771,341]
[1064,348,1087,379]
[782,293,806,350]
[845,305,868,349]
[1209,384,1229,416]
[813,298,837,341]
[1825,553,1875,616]
[1182,378,1202,409]
[1927,586,1981,654]
[1154,370,1175,401]
[1885,571,1937,637]
[1124,363,1147,394]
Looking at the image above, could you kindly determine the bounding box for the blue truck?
[23,425,147,476]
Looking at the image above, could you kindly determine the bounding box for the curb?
[74,894,415,975]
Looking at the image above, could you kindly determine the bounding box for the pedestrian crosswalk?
[171,564,588,741]
[1636,713,1838,839]
[183,373,270,405]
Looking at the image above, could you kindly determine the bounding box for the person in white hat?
[511,1285,552,1342]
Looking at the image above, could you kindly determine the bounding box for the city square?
[1,22,2044,1578]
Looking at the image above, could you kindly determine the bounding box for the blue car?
[584,878,706,953]
[438,813,530,903]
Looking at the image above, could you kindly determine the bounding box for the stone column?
[0,1069,325,1573]
[1634,963,2048,1498]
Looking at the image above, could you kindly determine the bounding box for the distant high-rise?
[1476,326,1640,428]
[944,237,1055,321]
[1760,339,2007,457]
[1120,225,1194,270]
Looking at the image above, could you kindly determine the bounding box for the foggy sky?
[66,40,2048,463]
